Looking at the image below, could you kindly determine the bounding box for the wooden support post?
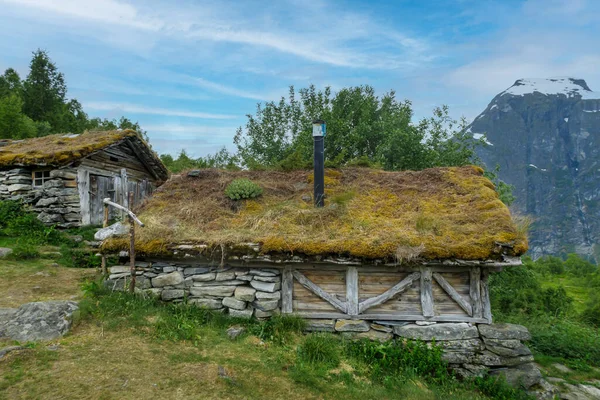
[346,267,359,316]
[470,267,482,319]
[128,191,136,293]
[480,269,492,323]
[120,168,128,220]
[282,266,293,314]
[420,267,434,318]
[101,202,109,275]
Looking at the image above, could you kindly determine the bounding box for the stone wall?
[105,261,544,394]
[0,168,81,228]
[105,262,282,319]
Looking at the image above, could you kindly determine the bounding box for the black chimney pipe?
[312,119,325,207]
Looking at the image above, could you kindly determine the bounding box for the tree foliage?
[233,85,480,172]
[0,49,144,140]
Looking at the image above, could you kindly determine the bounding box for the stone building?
[0,130,168,227]
[103,166,547,392]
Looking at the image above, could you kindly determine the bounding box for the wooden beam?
[77,169,90,225]
[420,268,435,317]
[432,272,473,316]
[102,198,144,226]
[281,266,293,314]
[294,311,487,323]
[470,267,482,319]
[358,272,420,314]
[480,269,492,323]
[292,270,347,313]
[346,267,359,316]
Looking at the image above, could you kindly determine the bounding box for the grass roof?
[103,166,528,263]
[0,130,139,167]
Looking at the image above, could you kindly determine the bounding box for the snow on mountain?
[501,77,600,99]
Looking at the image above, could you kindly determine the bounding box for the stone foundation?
[0,168,81,227]
[105,261,543,393]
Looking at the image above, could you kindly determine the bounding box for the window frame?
[32,170,52,188]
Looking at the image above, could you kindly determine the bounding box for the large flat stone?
[228,308,253,319]
[189,286,235,297]
[438,338,485,352]
[483,338,532,357]
[253,300,279,311]
[335,319,370,332]
[161,289,185,301]
[305,319,336,332]
[222,297,247,310]
[189,299,223,309]
[472,351,534,367]
[343,329,393,342]
[2,301,79,342]
[478,323,531,341]
[183,267,211,276]
[250,280,281,293]
[215,271,236,281]
[394,323,479,341]
[255,291,280,300]
[191,273,216,282]
[152,271,184,288]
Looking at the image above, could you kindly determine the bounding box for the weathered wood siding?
[284,265,489,323]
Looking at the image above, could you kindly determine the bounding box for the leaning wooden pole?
[128,191,136,293]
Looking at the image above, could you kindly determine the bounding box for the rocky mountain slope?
[470,77,600,260]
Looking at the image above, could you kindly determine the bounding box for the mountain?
[469,77,600,260]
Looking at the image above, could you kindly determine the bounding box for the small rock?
[371,323,393,333]
[50,263,60,268]
[161,289,184,301]
[301,194,312,203]
[343,329,393,342]
[227,326,246,340]
[416,321,437,326]
[223,297,247,310]
[253,275,280,283]
[109,266,132,274]
[216,272,236,281]
[249,269,279,277]
[335,319,370,332]
[0,248,13,258]
[94,222,129,241]
[46,344,60,351]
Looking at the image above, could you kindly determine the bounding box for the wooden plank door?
[89,174,115,225]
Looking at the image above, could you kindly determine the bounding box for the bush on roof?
[225,178,263,200]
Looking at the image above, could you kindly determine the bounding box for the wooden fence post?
[128,191,136,293]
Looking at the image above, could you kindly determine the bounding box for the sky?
[0,0,598,157]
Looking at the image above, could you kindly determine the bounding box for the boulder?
[234,287,256,302]
[478,323,531,341]
[305,319,336,332]
[94,222,129,241]
[491,363,542,390]
[250,280,281,293]
[1,301,79,342]
[335,319,370,332]
[394,323,479,341]
[190,286,235,297]
[222,297,246,310]
[152,271,184,288]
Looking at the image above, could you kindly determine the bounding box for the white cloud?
[192,77,269,100]
[143,124,238,138]
[86,102,238,119]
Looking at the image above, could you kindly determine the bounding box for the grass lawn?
[0,251,508,400]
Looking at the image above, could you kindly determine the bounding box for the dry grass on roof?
[0,129,138,167]
[103,166,528,261]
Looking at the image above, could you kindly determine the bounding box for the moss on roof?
[0,130,138,167]
[103,166,528,262]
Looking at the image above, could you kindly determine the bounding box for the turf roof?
[0,130,162,173]
[103,166,528,262]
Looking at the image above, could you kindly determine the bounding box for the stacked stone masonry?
[106,261,543,394]
[0,168,80,227]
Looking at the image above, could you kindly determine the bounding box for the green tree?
[0,68,23,98]
[22,49,68,131]
[0,94,37,139]
[234,85,478,172]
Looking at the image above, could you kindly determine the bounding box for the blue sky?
[0,0,598,157]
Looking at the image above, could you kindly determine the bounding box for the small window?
[33,170,51,187]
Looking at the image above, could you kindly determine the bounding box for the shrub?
[59,246,103,268]
[581,293,600,327]
[0,200,24,230]
[7,239,40,260]
[564,254,598,277]
[296,333,341,367]
[225,178,263,200]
